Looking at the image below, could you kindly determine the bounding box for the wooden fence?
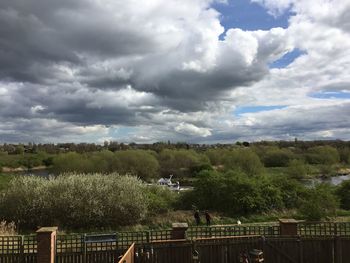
[118,243,135,263]
[3,221,350,263]
[133,236,350,263]
[0,235,36,263]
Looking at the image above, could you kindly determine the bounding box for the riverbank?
[1,165,48,173]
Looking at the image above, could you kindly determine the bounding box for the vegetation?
[298,184,338,221]
[1,140,350,231]
[0,173,13,191]
[0,221,16,235]
[336,180,350,210]
[0,173,177,229]
[183,170,307,216]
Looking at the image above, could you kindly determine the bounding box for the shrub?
[287,159,308,179]
[224,149,264,176]
[298,184,339,221]
[115,150,159,179]
[190,170,283,216]
[0,221,16,235]
[146,186,178,216]
[263,148,295,167]
[336,180,350,210]
[0,173,148,229]
[305,146,340,165]
[158,149,209,177]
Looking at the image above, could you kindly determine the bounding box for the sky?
[1,0,350,144]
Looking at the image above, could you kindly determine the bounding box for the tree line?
[1,143,350,179]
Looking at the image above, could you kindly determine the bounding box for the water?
[8,169,52,177]
[303,174,350,187]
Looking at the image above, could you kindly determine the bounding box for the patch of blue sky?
[212,0,292,40]
[310,91,350,100]
[269,48,306,69]
[234,105,287,116]
[109,127,137,137]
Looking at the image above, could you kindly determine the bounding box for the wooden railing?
[118,243,135,263]
[2,221,350,263]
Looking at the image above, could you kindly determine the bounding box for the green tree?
[263,148,295,167]
[287,159,308,179]
[115,150,159,180]
[205,149,230,166]
[336,180,350,210]
[298,184,338,221]
[224,149,264,176]
[158,149,209,177]
[305,146,340,165]
[14,145,24,155]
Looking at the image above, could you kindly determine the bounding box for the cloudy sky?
[1,0,350,143]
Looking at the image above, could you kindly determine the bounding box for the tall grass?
[0,221,16,235]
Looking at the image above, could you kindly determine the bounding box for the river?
[302,174,350,187]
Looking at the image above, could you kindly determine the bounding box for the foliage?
[268,175,306,209]
[158,149,209,177]
[52,150,159,180]
[205,149,230,166]
[298,184,339,221]
[0,174,13,191]
[336,180,350,210]
[224,149,264,176]
[115,150,159,179]
[190,163,213,175]
[146,185,178,216]
[0,221,16,236]
[0,152,52,169]
[187,170,290,216]
[0,173,149,229]
[287,159,308,179]
[338,147,350,164]
[263,148,295,167]
[305,146,340,165]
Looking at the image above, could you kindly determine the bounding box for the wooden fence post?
[279,219,298,236]
[20,235,25,263]
[36,227,58,263]
[171,223,188,240]
[334,236,342,263]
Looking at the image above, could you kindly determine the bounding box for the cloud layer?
[0,0,350,143]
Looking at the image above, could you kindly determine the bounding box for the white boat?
[157,175,180,191]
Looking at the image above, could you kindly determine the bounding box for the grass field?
[0,173,14,191]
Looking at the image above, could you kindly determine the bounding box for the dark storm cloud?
[0,0,157,84]
[0,0,300,142]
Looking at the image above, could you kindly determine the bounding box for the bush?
[298,184,339,221]
[268,175,306,209]
[0,221,16,235]
[146,186,178,216]
[224,149,264,176]
[158,149,209,177]
[189,170,284,216]
[0,173,149,229]
[205,149,230,166]
[115,150,159,180]
[287,159,308,179]
[263,148,295,167]
[336,180,350,210]
[305,146,340,165]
